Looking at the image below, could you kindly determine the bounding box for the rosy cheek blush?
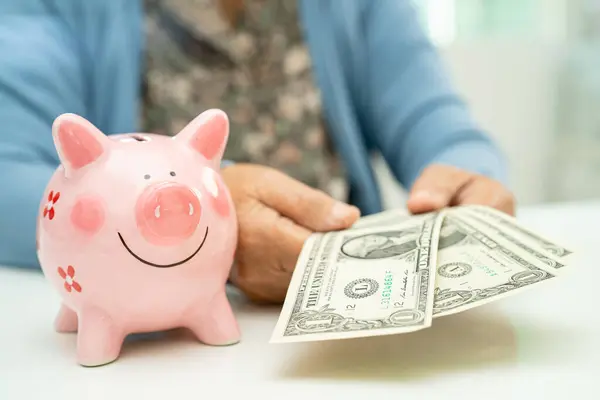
[70,195,105,235]
[202,168,230,217]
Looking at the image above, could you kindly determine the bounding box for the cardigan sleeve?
[359,0,508,189]
[0,10,86,268]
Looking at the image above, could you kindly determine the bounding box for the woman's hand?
[407,164,515,216]
[222,163,360,303]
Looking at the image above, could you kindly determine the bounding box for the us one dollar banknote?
[431,210,562,317]
[270,205,573,343]
[270,211,445,342]
[456,205,574,264]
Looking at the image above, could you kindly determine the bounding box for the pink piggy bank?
[36,109,241,367]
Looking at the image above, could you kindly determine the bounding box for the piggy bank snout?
[136,183,202,246]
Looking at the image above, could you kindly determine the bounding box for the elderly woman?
[0,0,513,302]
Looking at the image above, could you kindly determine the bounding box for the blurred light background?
[377,0,600,209]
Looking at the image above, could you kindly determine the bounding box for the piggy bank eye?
[144,174,151,180]
[170,171,176,177]
[132,135,149,142]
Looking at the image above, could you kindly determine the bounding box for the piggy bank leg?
[54,304,78,333]
[77,307,124,367]
[185,290,241,346]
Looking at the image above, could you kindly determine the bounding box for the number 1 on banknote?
[270,212,445,343]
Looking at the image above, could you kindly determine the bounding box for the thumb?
[407,165,473,214]
[258,169,360,231]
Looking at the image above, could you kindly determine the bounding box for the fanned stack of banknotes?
[270,205,574,343]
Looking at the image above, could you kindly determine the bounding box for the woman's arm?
[359,0,508,190]
[0,10,91,268]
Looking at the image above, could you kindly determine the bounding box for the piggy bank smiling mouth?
[117,226,209,268]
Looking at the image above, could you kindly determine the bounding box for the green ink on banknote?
[380,270,394,309]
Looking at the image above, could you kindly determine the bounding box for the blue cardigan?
[0,0,507,269]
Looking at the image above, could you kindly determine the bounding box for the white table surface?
[1,201,599,399]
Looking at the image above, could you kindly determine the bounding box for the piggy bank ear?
[52,114,110,175]
[174,109,229,169]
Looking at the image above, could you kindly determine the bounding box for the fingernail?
[330,202,357,223]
